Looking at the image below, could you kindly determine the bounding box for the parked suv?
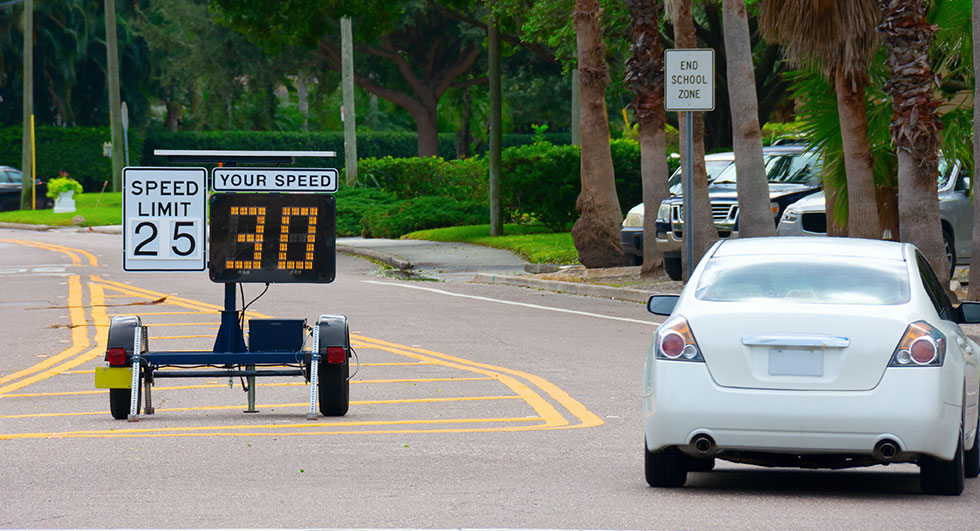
[0,167,50,211]
[621,152,735,265]
[655,145,822,279]
[778,158,972,276]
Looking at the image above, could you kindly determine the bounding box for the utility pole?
[20,0,33,210]
[488,13,503,236]
[105,0,124,192]
[341,17,357,186]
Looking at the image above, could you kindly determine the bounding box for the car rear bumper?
[621,227,642,257]
[643,361,960,460]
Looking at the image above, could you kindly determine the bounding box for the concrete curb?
[0,222,122,234]
[472,272,651,303]
[337,245,413,271]
[0,221,54,231]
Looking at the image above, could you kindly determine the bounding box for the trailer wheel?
[109,378,141,420]
[318,361,349,416]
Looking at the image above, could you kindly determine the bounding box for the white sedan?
[643,237,980,495]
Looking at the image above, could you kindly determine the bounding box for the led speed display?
[209,193,336,283]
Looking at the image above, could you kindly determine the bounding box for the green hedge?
[334,187,399,237]
[0,126,144,191]
[500,139,646,231]
[354,156,488,202]
[361,196,489,239]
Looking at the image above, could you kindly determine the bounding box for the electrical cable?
[348,346,360,381]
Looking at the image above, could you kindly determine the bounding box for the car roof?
[713,237,909,261]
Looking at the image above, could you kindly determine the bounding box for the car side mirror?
[957,301,980,324]
[647,295,678,316]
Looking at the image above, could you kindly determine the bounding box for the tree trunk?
[722,0,773,238]
[297,75,309,132]
[671,0,716,275]
[105,0,125,193]
[835,74,880,239]
[488,14,503,236]
[571,0,624,268]
[625,0,668,275]
[878,0,947,285]
[165,100,182,132]
[414,105,440,157]
[824,185,847,237]
[970,0,980,300]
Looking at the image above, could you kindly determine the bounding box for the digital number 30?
[133,220,197,257]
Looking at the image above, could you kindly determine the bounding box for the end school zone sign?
[664,48,715,112]
[123,167,207,272]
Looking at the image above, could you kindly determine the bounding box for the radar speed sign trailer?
[94,151,354,422]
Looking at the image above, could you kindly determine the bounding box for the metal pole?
[684,111,694,280]
[341,17,357,186]
[488,13,503,236]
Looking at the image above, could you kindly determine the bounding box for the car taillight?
[326,347,346,364]
[889,320,945,367]
[106,347,127,366]
[655,316,703,362]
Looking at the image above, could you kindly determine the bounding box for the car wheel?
[664,254,682,281]
[688,457,715,472]
[644,442,688,488]
[943,228,955,277]
[920,433,965,495]
[965,417,980,479]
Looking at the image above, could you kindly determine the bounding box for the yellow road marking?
[0,239,98,267]
[1,242,603,439]
[1,417,544,440]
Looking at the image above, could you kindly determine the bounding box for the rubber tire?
[627,253,642,266]
[965,417,980,479]
[664,254,682,281]
[943,228,955,278]
[920,435,965,495]
[108,377,141,420]
[644,443,688,488]
[688,457,716,472]
[318,361,349,416]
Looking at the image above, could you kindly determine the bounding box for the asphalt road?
[2,228,980,530]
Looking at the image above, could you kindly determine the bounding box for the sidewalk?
[337,237,673,302]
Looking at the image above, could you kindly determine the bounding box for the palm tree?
[761,0,882,239]
[665,0,717,277]
[969,0,980,299]
[625,0,669,275]
[877,0,948,284]
[571,0,625,268]
[722,0,773,239]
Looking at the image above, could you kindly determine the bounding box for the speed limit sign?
[123,167,207,272]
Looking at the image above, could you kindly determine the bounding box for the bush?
[355,156,488,202]
[46,173,84,198]
[334,187,398,237]
[361,196,489,239]
[500,139,649,231]
[0,126,145,192]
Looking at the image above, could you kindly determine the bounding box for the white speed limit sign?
[123,167,207,272]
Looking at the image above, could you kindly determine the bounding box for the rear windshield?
[695,256,910,305]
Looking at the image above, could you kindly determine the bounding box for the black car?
[0,166,50,211]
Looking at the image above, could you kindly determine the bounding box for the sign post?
[664,48,714,280]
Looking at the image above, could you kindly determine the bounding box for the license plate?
[769,348,823,377]
[94,366,132,389]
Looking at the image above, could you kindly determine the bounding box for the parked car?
[778,158,972,276]
[0,166,50,211]
[653,145,823,279]
[644,237,980,495]
[621,152,736,266]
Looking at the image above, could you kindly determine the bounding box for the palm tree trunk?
[878,0,947,284]
[571,0,625,268]
[722,0,773,238]
[625,0,668,275]
[669,0,716,276]
[834,75,881,239]
[970,0,980,300]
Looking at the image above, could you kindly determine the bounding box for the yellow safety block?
[94,367,132,389]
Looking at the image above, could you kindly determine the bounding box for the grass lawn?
[404,224,579,265]
[0,192,122,227]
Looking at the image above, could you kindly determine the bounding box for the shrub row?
[360,196,489,239]
[0,126,145,191]
[353,156,487,202]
